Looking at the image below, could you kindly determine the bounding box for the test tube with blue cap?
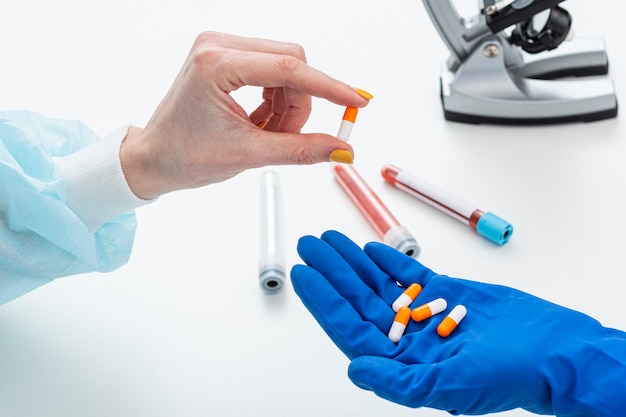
[381,164,513,245]
[259,170,285,293]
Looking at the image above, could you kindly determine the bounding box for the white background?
[0,1,623,416]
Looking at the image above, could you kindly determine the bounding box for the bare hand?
[120,31,370,199]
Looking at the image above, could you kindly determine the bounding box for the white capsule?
[437,305,467,337]
[336,106,358,142]
[411,298,448,322]
[391,283,422,312]
[388,306,411,343]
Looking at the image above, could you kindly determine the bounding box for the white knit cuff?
[53,125,156,232]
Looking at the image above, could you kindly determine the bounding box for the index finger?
[193,31,310,61]
[209,48,370,108]
[194,32,370,107]
[364,242,438,288]
[291,264,398,360]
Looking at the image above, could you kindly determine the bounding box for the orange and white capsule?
[391,283,422,312]
[411,298,447,322]
[387,306,411,343]
[337,106,358,142]
[437,305,467,337]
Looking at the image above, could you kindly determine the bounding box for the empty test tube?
[259,170,285,293]
[381,164,513,245]
[332,163,421,258]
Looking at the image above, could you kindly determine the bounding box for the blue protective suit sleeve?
[0,110,147,305]
[291,230,626,417]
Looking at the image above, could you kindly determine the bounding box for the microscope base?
[439,37,619,125]
[442,88,619,125]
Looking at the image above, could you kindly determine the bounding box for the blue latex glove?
[0,111,136,305]
[291,230,626,416]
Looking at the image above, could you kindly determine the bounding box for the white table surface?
[1,1,623,416]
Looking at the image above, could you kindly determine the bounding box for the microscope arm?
[423,0,569,70]
[421,0,481,70]
[483,0,566,33]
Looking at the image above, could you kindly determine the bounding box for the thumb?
[347,356,449,411]
[255,131,353,166]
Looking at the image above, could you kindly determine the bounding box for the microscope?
[423,0,618,124]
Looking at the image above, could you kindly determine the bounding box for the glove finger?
[364,241,437,288]
[295,235,399,337]
[348,355,469,413]
[295,235,387,315]
[349,349,540,415]
[320,230,404,303]
[291,264,397,359]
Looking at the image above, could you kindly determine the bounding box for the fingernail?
[257,120,267,129]
[330,149,353,164]
[353,88,374,100]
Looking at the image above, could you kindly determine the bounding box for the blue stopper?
[476,212,513,245]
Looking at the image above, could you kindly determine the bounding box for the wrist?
[546,326,626,417]
[120,126,163,200]
[53,125,155,231]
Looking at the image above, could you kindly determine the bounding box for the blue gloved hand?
[291,230,626,416]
